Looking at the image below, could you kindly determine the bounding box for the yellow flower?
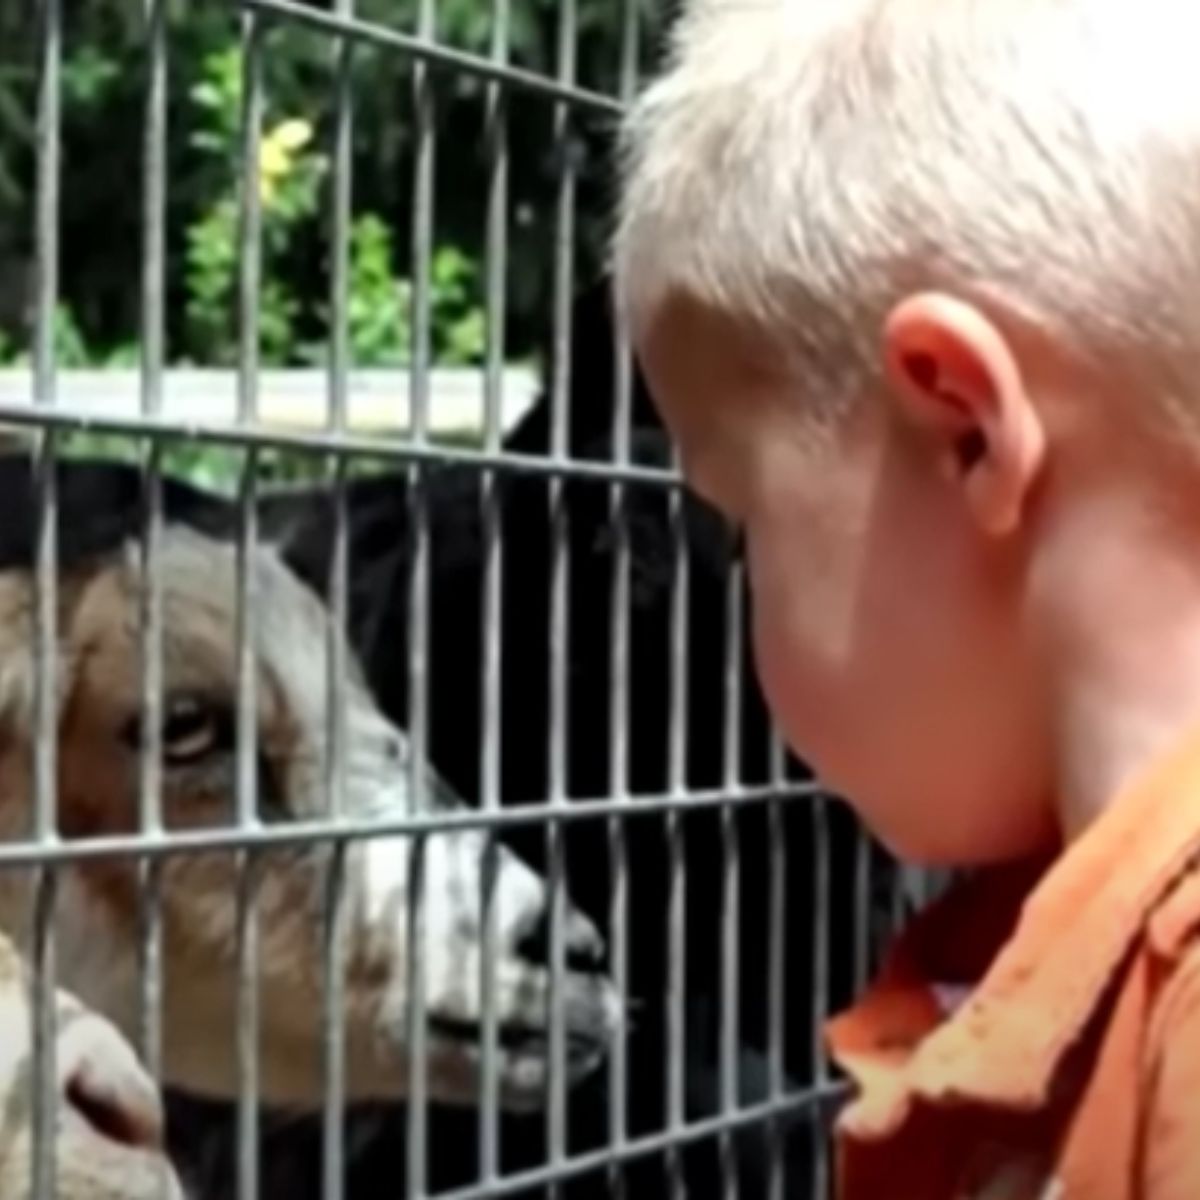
[273,118,312,152]
[260,138,290,181]
[257,117,314,205]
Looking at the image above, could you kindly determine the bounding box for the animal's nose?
[514,904,607,976]
[58,1009,166,1152]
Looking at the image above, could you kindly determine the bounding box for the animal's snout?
[352,820,620,1108]
[478,840,608,979]
[58,1010,166,1153]
[513,902,607,976]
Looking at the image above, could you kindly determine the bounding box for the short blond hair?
[614,0,1200,428]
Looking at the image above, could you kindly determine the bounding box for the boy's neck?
[1049,491,1200,841]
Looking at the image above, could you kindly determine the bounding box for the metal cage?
[0,1,914,1197]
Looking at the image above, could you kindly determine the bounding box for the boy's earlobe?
[882,293,1046,537]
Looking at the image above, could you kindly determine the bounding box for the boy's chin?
[856,794,1059,869]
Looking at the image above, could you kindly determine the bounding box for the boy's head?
[615,0,1200,864]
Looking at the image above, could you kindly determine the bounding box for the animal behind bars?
[0,925,184,1199]
[243,282,884,1199]
[0,458,620,1131]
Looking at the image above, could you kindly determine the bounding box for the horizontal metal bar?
[0,402,681,489]
[432,1083,848,1200]
[0,783,823,868]
[242,0,624,117]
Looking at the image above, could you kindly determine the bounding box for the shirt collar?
[828,724,1200,1140]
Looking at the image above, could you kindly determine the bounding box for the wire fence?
[0,2,920,1197]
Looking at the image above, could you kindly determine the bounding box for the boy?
[614,1,1200,1196]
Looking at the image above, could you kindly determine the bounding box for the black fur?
[255,433,869,1199]
[236,281,881,1199]
[501,281,662,462]
[0,285,889,1199]
[0,456,233,574]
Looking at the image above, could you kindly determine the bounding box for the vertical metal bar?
[718,558,744,1200]
[327,16,353,440]
[545,0,579,1188]
[404,830,428,1200]
[765,733,787,1200]
[607,11,640,1192]
[136,3,168,1166]
[32,0,59,416]
[320,841,348,1200]
[891,863,909,942]
[853,828,872,993]
[477,506,502,1188]
[605,380,632,1199]
[235,15,265,1200]
[548,0,578,473]
[481,0,509,464]
[403,497,430,1200]
[605,474,630,1200]
[139,0,168,433]
[322,9,354,1200]
[30,0,61,1193]
[618,0,642,106]
[810,789,832,1200]
[477,0,509,1182]
[409,0,437,445]
[665,473,689,1200]
[543,392,569,1181]
[406,3,436,1188]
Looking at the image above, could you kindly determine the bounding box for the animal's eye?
[161,697,228,765]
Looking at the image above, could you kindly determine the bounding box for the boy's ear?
[882,292,1046,537]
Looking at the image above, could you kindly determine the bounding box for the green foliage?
[51,305,92,368]
[342,214,412,367]
[61,45,122,108]
[188,45,243,155]
[430,245,486,366]
[0,306,139,370]
[0,305,92,369]
[179,46,486,371]
[334,222,487,368]
[0,0,661,485]
[183,196,237,364]
[50,433,244,493]
[183,47,329,367]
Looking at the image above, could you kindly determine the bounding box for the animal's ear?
[257,488,337,601]
[261,474,424,601]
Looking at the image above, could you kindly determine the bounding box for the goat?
[0,926,184,1199]
[264,432,870,1197]
[252,277,884,1196]
[0,456,620,1121]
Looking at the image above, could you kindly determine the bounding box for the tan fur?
[0,929,183,1200]
[0,550,387,1097]
[27,544,398,1097]
[0,525,620,1110]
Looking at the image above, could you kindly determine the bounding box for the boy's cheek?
[749,597,929,840]
[750,604,845,778]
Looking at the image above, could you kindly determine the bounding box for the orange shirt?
[827,729,1200,1199]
